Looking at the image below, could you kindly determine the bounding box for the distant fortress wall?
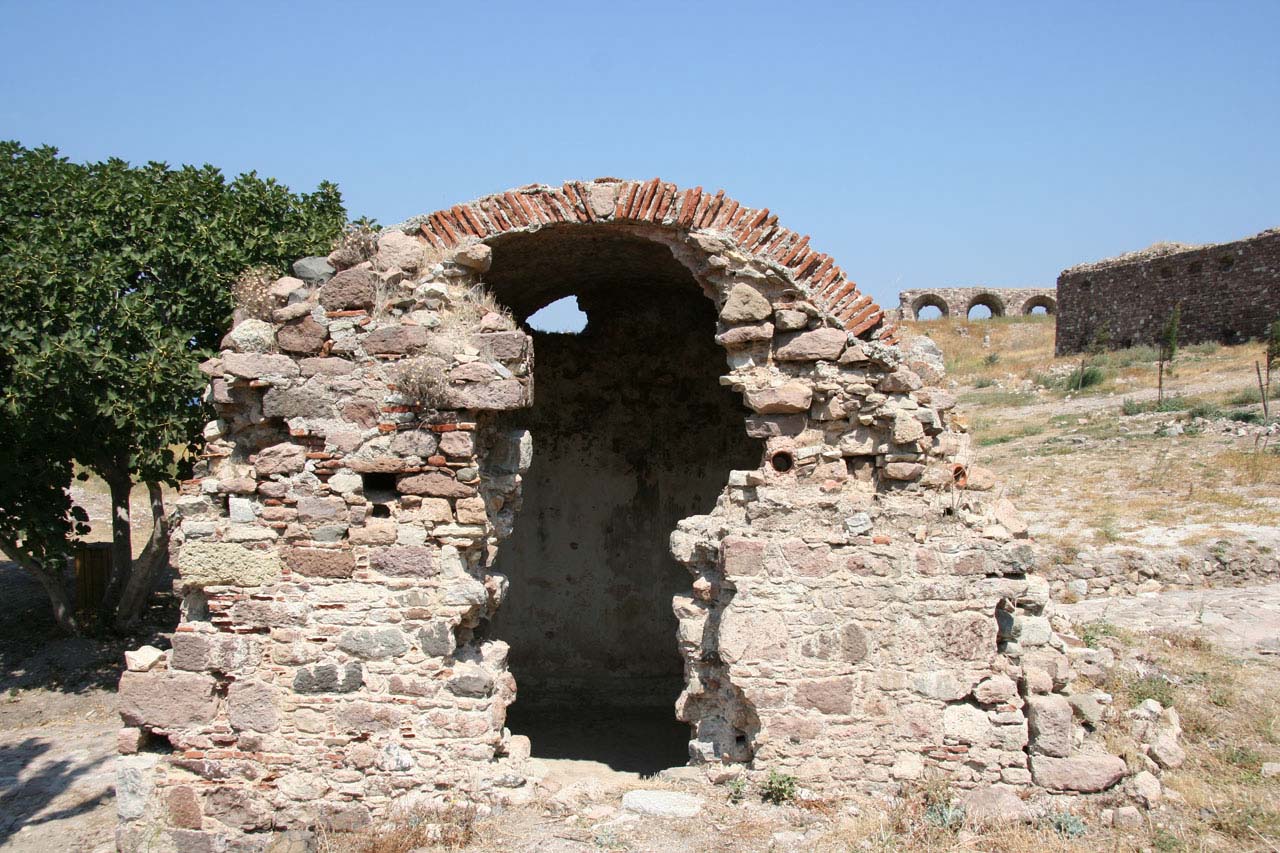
[1055,229,1280,355]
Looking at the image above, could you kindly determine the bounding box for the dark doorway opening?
[484,227,760,774]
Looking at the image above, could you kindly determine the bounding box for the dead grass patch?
[316,801,479,853]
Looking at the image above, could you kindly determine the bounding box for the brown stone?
[118,670,220,729]
[397,471,476,498]
[473,331,527,361]
[277,316,327,354]
[1030,754,1126,792]
[255,443,307,476]
[722,537,764,577]
[795,677,854,715]
[745,382,812,414]
[881,462,925,481]
[222,352,300,380]
[285,547,355,578]
[1026,694,1073,757]
[300,356,356,376]
[362,325,429,355]
[168,785,203,830]
[369,546,438,578]
[318,268,376,311]
[228,680,280,732]
[450,379,529,410]
[774,328,846,361]
[719,283,773,323]
[716,322,774,346]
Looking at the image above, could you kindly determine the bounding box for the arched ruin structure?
[116,179,1129,851]
[898,286,1057,320]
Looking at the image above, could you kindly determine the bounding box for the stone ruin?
[897,286,1057,321]
[115,178,1145,851]
[1056,227,1280,354]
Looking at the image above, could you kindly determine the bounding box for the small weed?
[1129,674,1177,708]
[1207,802,1280,841]
[1045,811,1087,838]
[1229,387,1262,405]
[1079,620,1122,649]
[1122,397,1143,416]
[726,777,747,804]
[1152,827,1182,851]
[1186,401,1223,420]
[974,376,996,389]
[922,800,965,830]
[761,769,797,805]
[1221,744,1262,770]
[982,352,1001,367]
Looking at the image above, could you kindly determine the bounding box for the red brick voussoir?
[414,178,898,344]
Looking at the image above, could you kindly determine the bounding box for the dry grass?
[330,221,380,269]
[316,801,479,853]
[1074,626,1280,852]
[908,315,1271,404]
[394,355,452,409]
[231,263,277,321]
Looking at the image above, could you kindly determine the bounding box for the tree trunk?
[1,542,80,635]
[99,467,134,621]
[114,482,171,632]
[1158,359,1165,405]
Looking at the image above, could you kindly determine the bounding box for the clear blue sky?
[3,0,1277,317]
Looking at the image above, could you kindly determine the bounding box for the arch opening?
[910,294,949,321]
[1022,295,1056,316]
[482,226,760,774]
[966,294,1005,320]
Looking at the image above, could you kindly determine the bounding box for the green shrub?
[1122,398,1143,416]
[1230,387,1262,405]
[982,352,1001,367]
[760,769,797,804]
[726,777,747,804]
[1225,409,1263,424]
[974,376,996,388]
[1066,365,1106,390]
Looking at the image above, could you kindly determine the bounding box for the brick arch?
[409,178,892,340]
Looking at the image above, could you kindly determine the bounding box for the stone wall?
[1056,228,1280,354]
[116,178,1134,852]
[898,287,1057,320]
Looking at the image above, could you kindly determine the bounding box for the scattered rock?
[620,790,704,818]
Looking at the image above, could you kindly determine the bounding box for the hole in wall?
[484,226,760,774]
[526,295,588,334]
[1159,266,1173,279]
[771,451,795,472]
[370,504,391,519]
[361,472,397,505]
[915,304,944,320]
